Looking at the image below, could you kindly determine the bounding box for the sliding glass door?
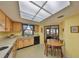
[44,25,59,40]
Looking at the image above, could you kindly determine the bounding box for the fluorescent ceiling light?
[19,1,70,22]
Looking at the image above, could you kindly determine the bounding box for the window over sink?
[22,24,34,36]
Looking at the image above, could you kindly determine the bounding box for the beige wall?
[38,25,44,44]
[59,21,64,40]
[40,13,79,57]
[63,14,79,57]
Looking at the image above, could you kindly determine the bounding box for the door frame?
[44,25,59,41]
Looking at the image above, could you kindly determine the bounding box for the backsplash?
[0,32,22,40]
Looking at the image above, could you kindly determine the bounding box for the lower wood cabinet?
[17,39,24,49]
[7,37,34,58]
[16,37,34,49]
[23,38,34,47]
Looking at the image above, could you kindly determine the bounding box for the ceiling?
[19,1,70,22]
[0,1,79,25]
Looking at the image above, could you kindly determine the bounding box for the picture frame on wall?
[71,26,79,33]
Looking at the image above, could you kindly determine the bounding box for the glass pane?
[44,1,70,14]
[23,25,28,30]
[20,12,33,20]
[46,29,50,35]
[36,9,51,20]
[33,1,46,7]
[19,1,40,20]
[33,16,43,22]
[51,29,55,34]
[23,25,33,36]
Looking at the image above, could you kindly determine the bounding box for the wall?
[59,21,64,40]
[63,14,79,57]
[40,13,79,57]
[39,25,44,44]
[0,32,22,40]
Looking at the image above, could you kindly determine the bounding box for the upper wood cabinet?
[34,25,39,32]
[0,10,22,32]
[0,10,5,31]
[5,16,13,32]
[12,22,22,32]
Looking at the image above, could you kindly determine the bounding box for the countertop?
[0,37,17,58]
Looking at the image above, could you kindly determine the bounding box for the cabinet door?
[28,38,34,45]
[23,39,30,47]
[5,16,12,32]
[35,25,39,32]
[18,39,24,49]
[23,38,34,47]
[12,22,22,32]
[0,10,5,31]
[16,39,19,49]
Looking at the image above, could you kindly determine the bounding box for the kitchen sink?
[0,46,8,51]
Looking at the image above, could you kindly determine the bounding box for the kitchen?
[0,2,40,57]
[0,1,79,58]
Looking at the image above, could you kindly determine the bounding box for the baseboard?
[17,43,40,50]
[17,44,34,50]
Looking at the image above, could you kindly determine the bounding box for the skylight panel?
[20,11,33,20]
[33,1,46,7]
[43,1,70,14]
[35,9,51,20]
[19,1,70,22]
[33,16,43,22]
[19,1,40,16]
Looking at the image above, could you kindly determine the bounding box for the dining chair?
[51,40,64,57]
[44,39,52,56]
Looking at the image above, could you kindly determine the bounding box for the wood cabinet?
[0,9,22,32]
[0,10,12,32]
[5,16,12,32]
[16,37,34,49]
[34,25,39,32]
[23,38,34,47]
[16,39,24,49]
[12,22,22,32]
[0,10,5,31]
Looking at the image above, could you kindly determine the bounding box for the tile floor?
[15,44,57,58]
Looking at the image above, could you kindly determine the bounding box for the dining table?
[45,39,64,57]
[47,39,64,46]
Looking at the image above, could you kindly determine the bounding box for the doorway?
[44,25,59,41]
